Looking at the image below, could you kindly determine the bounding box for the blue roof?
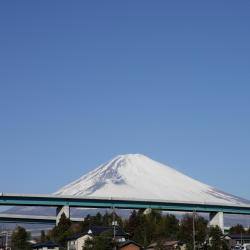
[67,225,128,240]
[32,241,61,248]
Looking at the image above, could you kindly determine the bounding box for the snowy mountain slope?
[55,154,250,206]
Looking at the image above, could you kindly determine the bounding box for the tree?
[40,230,46,243]
[11,226,31,250]
[83,234,113,250]
[92,212,103,226]
[125,209,175,247]
[178,213,208,250]
[229,224,245,234]
[80,214,92,232]
[125,210,141,238]
[102,211,112,226]
[160,214,179,239]
[50,212,72,247]
[208,226,223,250]
[124,209,180,247]
[80,211,123,233]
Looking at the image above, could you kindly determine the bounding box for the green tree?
[161,214,179,239]
[11,226,31,250]
[50,212,72,247]
[178,213,208,250]
[40,230,46,243]
[208,226,223,250]
[83,234,113,250]
[125,209,167,247]
[125,210,141,238]
[80,214,92,232]
[102,211,112,226]
[125,209,148,246]
[80,211,123,233]
[92,212,103,226]
[124,209,180,247]
[229,224,245,234]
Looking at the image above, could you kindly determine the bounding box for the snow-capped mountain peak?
[55,154,250,206]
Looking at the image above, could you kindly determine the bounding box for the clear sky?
[0,1,250,200]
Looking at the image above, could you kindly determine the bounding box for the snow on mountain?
[55,154,250,206]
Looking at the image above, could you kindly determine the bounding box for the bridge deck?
[1,193,250,215]
[0,213,84,224]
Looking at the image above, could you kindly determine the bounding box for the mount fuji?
[55,154,250,206]
[3,154,250,229]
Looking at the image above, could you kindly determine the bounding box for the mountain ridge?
[55,154,250,206]
[2,154,250,229]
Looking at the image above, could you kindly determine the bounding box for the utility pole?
[193,210,196,250]
[112,206,117,250]
[241,231,243,247]
[6,230,8,250]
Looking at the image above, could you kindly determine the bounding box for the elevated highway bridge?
[0,213,57,224]
[1,193,250,231]
[0,213,84,224]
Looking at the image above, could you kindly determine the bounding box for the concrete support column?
[56,205,70,225]
[209,212,224,233]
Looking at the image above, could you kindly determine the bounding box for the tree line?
[10,210,250,250]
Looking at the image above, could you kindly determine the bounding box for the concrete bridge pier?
[209,211,224,233]
[56,205,70,225]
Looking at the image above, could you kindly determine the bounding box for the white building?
[0,230,12,250]
[67,226,129,250]
[67,234,92,250]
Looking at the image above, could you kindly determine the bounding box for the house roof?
[66,232,86,241]
[225,234,250,240]
[32,241,61,248]
[118,240,143,249]
[67,225,128,241]
[147,240,179,248]
[88,225,128,236]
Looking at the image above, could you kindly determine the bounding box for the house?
[67,233,92,250]
[67,225,129,250]
[32,241,62,250]
[223,234,250,249]
[88,225,129,240]
[147,240,183,250]
[118,240,143,250]
[0,230,12,250]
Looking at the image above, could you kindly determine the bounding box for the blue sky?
[0,1,250,199]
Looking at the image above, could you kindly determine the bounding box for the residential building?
[0,230,12,250]
[224,234,250,249]
[147,240,184,250]
[32,241,62,250]
[67,233,92,250]
[118,240,143,250]
[67,225,129,250]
